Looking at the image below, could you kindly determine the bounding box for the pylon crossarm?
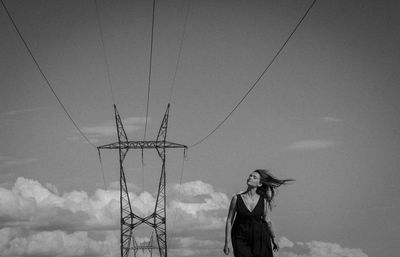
[98,141,187,150]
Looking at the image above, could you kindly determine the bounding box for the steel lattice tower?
[98,104,187,257]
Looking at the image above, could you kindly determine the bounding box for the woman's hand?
[223,244,230,255]
[272,238,280,252]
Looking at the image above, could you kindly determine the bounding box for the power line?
[141,0,157,195]
[168,0,192,105]
[0,0,97,149]
[97,149,118,230]
[168,1,191,236]
[143,0,156,141]
[189,0,317,148]
[170,149,187,236]
[94,0,116,105]
[97,149,108,190]
[2,0,107,190]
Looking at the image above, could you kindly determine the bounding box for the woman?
[223,169,294,257]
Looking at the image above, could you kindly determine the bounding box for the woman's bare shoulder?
[236,190,246,196]
[231,191,245,202]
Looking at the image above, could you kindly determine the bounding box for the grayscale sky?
[0,1,399,257]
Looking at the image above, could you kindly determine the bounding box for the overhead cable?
[189,0,317,148]
[143,0,156,141]
[94,0,116,104]
[1,0,97,149]
[169,149,187,237]
[97,149,108,190]
[168,0,192,104]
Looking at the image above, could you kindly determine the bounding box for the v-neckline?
[239,194,260,213]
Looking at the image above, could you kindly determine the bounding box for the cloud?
[0,178,369,257]
[306,240,368,257]
[108,180,141,193]
[278,239,369,257]
[169,235,224,257]
[168,180,230,232]
[0,177,232,256]
[0,177,160,256]
[279,236,295,248]
[321,116,343,122]
[0,107,48,117]
[169,248,222,257]
[174,180,215,197]
[287,140,336,150]
[173,236,222,249]
[0,155,38,169]
[0,178,229,233]
[80,117,149,141]
[169,237,370,257]
[0,228,119,257]
[0,177,119,231]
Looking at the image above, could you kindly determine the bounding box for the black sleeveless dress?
[231,194,273,257]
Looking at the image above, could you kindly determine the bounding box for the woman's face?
[247,172,262,188]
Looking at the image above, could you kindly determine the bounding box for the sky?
[0,0,399,257]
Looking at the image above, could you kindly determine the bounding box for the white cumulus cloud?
[278,238,369,257]
[306,240,368,257]
[0,228,118,257]
[0,177,123,231]
[0,107,48,117]
[81,117,149,141]
[321,116,343,122]
[169,180,230,232]
[287,140,336,150]
[0,177,231,257]
[279,236,295,248]
[0,155,37,168]
[0,178,369,257]
[174,180,215,197]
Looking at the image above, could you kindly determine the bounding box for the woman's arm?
[263,198,279,252]
[223,195,237,255]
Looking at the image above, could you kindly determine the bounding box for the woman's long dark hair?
[254,169,294,210]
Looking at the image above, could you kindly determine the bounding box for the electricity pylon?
[98,104,187,257]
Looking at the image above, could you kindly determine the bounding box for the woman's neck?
[246,187,258,196]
